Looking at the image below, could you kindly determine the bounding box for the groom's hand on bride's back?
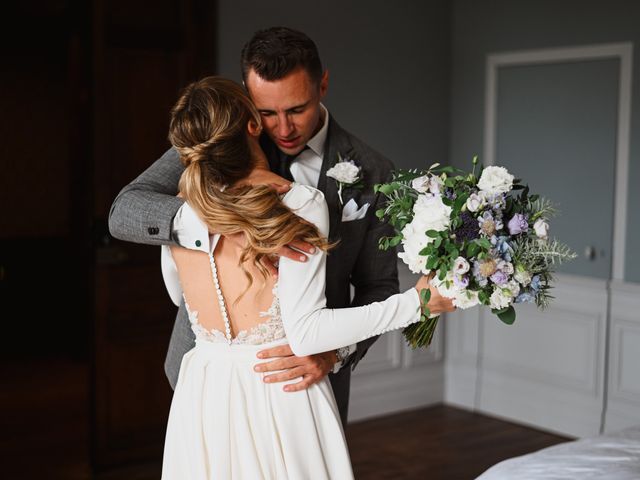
[253,344,336,392]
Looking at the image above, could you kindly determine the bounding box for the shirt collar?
[306,103,329,158]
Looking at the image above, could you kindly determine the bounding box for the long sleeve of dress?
[278,184,421,357]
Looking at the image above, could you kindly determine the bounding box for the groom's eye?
[259,111,275,117]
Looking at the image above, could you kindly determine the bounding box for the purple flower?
[479,211,503,237]
[507,213,529,235]
[445,188,457,200]
[488,193,506,211]
[455,211,480,242]
[454,275,469,289]
[490,270,508,285]
[472,261,488,287]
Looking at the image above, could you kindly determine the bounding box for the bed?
[475,426,640,479]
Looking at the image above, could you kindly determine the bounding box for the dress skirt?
[161,338,354,479]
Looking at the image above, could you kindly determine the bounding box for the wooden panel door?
[90,0,215,469]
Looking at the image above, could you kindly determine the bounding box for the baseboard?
[348,362,444,423]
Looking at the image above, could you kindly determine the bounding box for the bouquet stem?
[403,315,441,348]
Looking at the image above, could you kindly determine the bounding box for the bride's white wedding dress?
[160,184,421,479]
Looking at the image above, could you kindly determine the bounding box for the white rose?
[453,289,480,309]
[412,175,430,193]
[412,193,452,232]
[490,287,512,310]
[326,161,360,184]
[431,271,460,299]
[427,175,444,194]
[398,222,432,274]
[534,219,549,239]
[478,166,514,195]
[465,193,485,212]
[505,279,521,298]
[497,260,514,275]
[454,256,470,274]
[514,265,531,286]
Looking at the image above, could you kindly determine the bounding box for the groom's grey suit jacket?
[108,115,399,426]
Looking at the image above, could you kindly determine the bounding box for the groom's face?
[245,67,328,156]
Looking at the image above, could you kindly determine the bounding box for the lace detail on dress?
[184,282,286,345]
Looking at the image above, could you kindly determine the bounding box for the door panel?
[91,0,215,469]
[495,59,619,279]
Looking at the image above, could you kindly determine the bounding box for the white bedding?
[476,426,640,480]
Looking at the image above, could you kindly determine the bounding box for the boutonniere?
[326,153,364,205]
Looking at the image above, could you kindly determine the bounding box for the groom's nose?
[277,113,294,137]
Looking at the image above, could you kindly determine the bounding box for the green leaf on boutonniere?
[426,230,440,238]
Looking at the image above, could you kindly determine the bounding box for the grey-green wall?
[215,0,451,170]
[451,0,640,283]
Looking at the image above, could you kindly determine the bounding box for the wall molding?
[605,281,640,432]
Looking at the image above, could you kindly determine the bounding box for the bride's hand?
[414,273,456,315]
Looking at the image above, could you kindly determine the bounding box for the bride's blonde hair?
[169,76,331,299]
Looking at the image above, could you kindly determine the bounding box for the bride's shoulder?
[282,183,326,210]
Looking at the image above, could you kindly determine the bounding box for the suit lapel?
[319,116,354,240]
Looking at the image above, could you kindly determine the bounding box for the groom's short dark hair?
[241,27,323,85]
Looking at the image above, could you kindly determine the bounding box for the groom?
[108,26,399,426]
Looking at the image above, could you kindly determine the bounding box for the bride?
[159,76,455,479]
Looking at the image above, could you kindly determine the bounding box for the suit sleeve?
[348,166,401,368]
[278,185,421,357]
[108,147,186,246]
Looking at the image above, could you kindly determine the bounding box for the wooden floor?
[1,356,569,479]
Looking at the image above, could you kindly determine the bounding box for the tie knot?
[282,145,310,163]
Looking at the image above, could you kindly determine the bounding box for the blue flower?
[530,275,542,292]
[494,235,513,262]
[515,291,536,304]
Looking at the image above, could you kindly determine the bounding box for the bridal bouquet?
[375,157,576,348]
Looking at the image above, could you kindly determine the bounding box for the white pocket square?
[341,198,370,222]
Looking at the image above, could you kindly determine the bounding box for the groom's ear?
[319,70,329,98]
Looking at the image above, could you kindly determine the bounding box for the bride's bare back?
[170,236,283,344]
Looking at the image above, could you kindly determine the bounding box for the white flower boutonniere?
[326,153,363,205]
